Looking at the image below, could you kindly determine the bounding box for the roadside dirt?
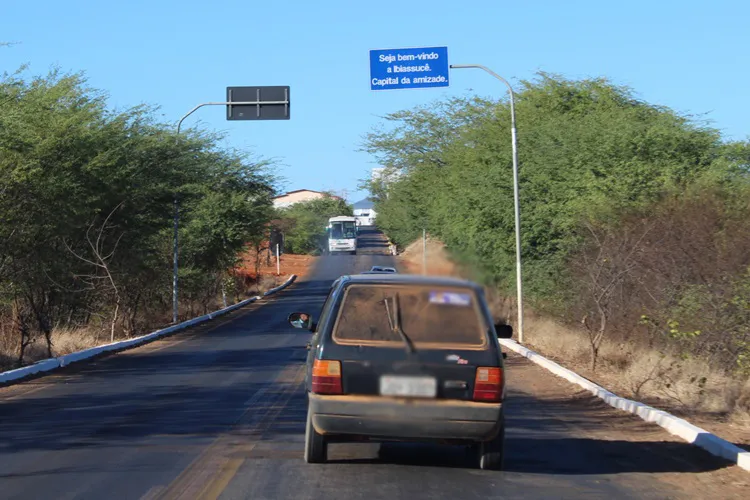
[529,344,750,451]
[506,352,749,497]
[235,248,318,291]
[398,236,458,277]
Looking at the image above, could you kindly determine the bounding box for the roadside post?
[173,86,290,324]
[449,64,524,344]
[276,244,281,276]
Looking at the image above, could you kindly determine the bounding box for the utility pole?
[172,198,179,323]
[423,229,427,275]
[449,64,524,343]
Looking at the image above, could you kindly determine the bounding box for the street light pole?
[422,228,427,275]
[172,100,285,324]
[172,197,179,324]
[449,64,524,344]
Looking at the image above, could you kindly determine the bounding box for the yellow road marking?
[147,362,305,500]
[151,437,229,500]
[140,486,166,500]
[196,457,247,500]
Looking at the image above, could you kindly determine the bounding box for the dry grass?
[0,322,18,370]
[523,315,750,445]
[524,317,750,414]
[398,236,750,446]
[0,266,308,373]
[48,327,104,355]
[0,325,104,371]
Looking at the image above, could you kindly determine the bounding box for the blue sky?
[2,0,747,202]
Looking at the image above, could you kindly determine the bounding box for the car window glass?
[332,284,487,347]
[316,281,340,330]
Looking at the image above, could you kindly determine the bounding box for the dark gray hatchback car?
[288,274,513,470]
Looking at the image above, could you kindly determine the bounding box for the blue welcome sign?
[369,46,449,91]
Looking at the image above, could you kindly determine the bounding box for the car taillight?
[473,367,503,402]
[312,359,342,395]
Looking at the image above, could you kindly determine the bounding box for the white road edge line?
[0,275,298,386]
[500,338,750,473]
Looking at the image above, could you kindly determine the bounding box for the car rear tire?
[477,421,505,471]
[304,404,327,464]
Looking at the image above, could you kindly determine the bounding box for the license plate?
[379,375,437,398]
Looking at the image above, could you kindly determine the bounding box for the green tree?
[0,68,275,366]
[279,196,353,255]
[362,71,750,378]
[363,73,723,305]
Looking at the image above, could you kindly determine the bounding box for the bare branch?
[101,232,125,262]
[94,201,125,258]
[63,238,101,269]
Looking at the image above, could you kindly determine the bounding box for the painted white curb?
[500,338,750,472]
[0,274,298,385]
[264,274,298,296]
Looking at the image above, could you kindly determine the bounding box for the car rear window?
[332,284,487,348]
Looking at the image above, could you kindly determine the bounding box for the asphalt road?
[0,228,737,499]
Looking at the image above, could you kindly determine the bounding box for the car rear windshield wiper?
[384,293,416,354]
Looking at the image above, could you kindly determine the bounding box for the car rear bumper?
[309,393,503,442]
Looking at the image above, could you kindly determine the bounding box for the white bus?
[326,216,358,255]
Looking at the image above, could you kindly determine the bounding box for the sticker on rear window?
[429,291,471,306]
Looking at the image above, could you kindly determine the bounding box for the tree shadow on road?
[0,364,740,478]
[325,436,736,476]
[324,390,740,475]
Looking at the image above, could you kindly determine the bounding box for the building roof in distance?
[273,189,342,200]
[352,198,375,210]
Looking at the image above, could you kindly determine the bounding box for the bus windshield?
[330,221,356,239]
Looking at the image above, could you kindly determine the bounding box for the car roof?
[341,273,483,290]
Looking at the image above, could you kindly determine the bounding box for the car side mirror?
[495,324,513,339]
[288,312,313,330]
